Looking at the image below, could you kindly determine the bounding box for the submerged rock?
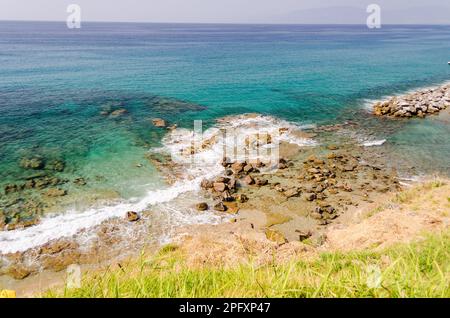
[151,118,166,128]
[44,188,67,197]
[20,157,45,170]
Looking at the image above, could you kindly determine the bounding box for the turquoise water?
[1,22,450,199]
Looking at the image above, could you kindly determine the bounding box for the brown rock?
[284,188,300,198]
[243,164,253,173]
[221,190,234,202]
[234,194,249,203]
[213,182,227,192]
[265,228,287,245]
[213,202,227,212]
[296,230,312,241]
[151,118,166,127]
[125,211,140,222]
[110,109,128,117]
[215,176,230,183]
[200,179,213,189]
[7,266,31,280]
[20,157,45,170]
[221,157,231,167]
[255,178,268,186]
[304,193,317,201]
[45,188,67,197]
[231,162,245,174]
[242,175,255,185]
[195,202,208,211]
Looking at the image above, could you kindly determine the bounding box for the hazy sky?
[0,0,449,24]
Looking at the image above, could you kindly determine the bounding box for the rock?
[304,193,317,201]
[213,202,227,212]
[221,190,234,202]
[151,118,166,127]
[200,179,213,189]
[243,164,253,173]
[308,168,320,174]
[110,109,128,117]
[265,228,287,245]
[125,211,140,222]
[213,182,227,192]
[284,188,300,198]
[215,177,230,183]
[225,169,233,176]
[46,159,65,172]
[45,188,67,197]
[274,183,286,192]
[231,162,245,174]
[4,184,20,194]
[327,145,339,150]
[0,214,5,231]
[227,178,237,190]
[242,175,255,185]
[73,177,87,186]
[234,194,249,203]
[310,211,322,220]
[195,202,208,211]
[7,266,31,280]
[255,178,268,186]
[221,157,231,167]
[296,230,312,241]
[224,202,239,214]
[20,157,44,170]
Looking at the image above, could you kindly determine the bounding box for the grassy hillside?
[46,231,449,298]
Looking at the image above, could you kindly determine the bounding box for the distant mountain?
[270,5,450,24]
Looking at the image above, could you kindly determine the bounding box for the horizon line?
[1,19,450,26]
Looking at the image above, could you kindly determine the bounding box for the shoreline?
[1,81,450,292]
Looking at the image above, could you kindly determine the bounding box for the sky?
[0,0,449,24]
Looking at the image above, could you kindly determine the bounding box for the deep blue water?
[1,22,449,196]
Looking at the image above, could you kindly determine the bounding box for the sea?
[0,22,449,253]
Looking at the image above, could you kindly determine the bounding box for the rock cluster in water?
[373,84,450,118]
[198,157,281,213]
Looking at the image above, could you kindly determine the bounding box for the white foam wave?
[362,139,386,147]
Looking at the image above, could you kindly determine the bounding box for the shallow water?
[1,22,449,252]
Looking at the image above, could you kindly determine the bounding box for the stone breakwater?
[373,83,450,118]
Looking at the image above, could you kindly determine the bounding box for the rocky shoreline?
[373,83,450,118]
[0,114,403,281]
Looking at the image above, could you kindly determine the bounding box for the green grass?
[46,232,450,298]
